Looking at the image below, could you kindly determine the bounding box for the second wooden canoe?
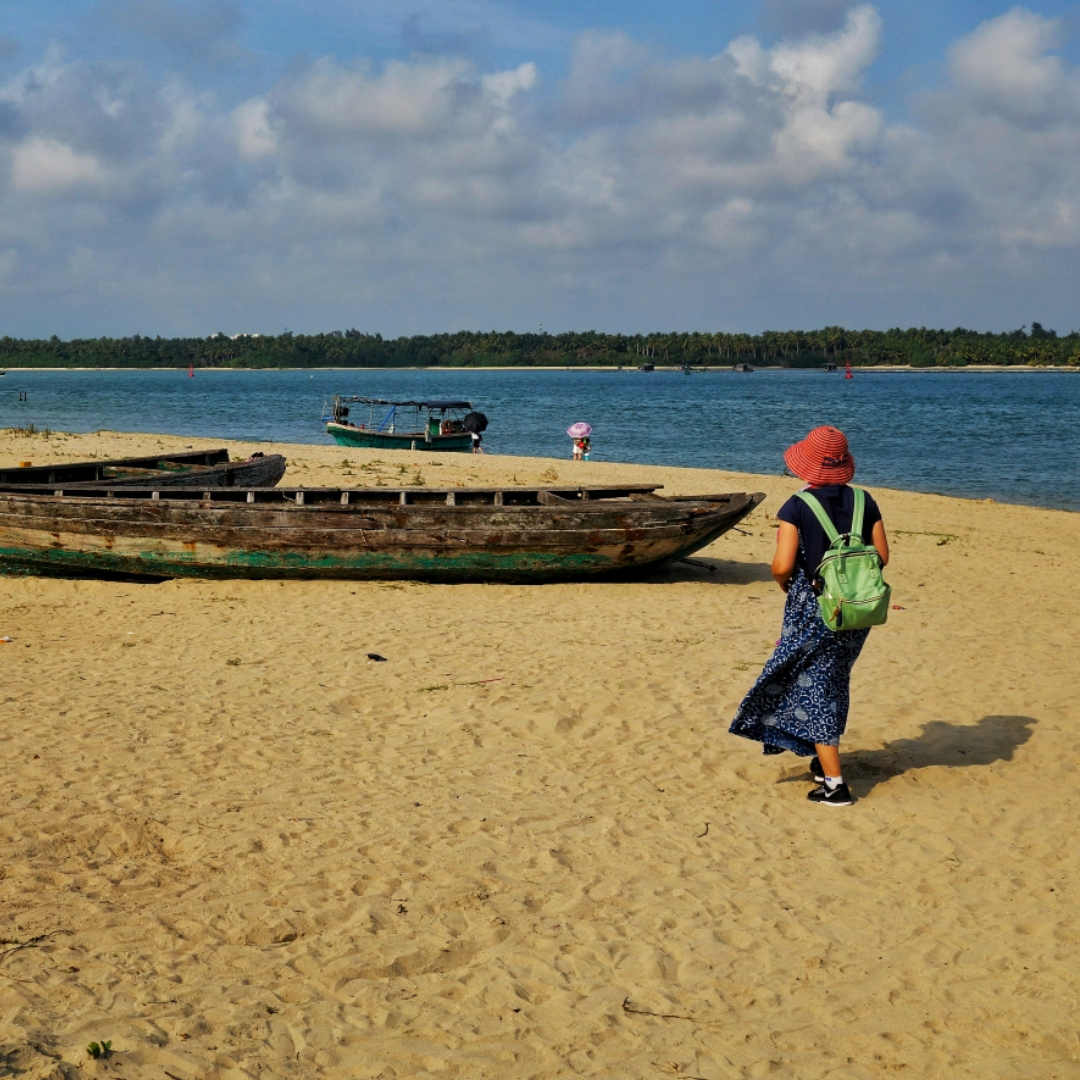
[0,449,287,489]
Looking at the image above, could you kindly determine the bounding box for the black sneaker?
[809,756,825,782]
[807,781,854,806]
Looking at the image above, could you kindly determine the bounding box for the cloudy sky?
[0,0,1078,337]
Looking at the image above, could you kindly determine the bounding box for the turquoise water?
[1,368,1077,511]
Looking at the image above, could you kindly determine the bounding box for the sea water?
[1,367,1077,511]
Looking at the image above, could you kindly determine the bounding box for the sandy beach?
[1,428,1078,1079]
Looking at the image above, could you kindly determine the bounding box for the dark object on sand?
[0,448,286,490]
[0,483,764,582]
[462,412,488,434]
[367,653,388,662]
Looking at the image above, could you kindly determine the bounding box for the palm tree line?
[1,323,1076,369]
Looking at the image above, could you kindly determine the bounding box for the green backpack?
[795,488,891,632]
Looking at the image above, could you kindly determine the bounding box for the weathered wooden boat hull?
[0,449,287,489]
[327,423,473,452]
[0,485,764,582]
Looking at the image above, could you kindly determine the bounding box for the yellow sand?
[1,429,1077,1080]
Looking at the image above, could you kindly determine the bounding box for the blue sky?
[0,0,1078,336]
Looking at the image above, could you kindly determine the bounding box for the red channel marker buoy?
[844,358,853,379]
[188,363,194,377]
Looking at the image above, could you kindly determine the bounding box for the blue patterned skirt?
[729,567,870,756]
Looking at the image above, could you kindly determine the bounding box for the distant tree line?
[2,324,1078,369]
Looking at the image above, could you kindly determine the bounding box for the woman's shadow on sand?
[781,715,1037,796]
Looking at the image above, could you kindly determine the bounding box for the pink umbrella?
[566,422,592,438]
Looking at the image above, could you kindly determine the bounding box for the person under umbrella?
[567,422,592,461]
[463,411,488,454]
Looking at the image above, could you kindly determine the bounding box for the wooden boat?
[0,483,764,582]
[0,448,287,489]
[325,397,477,452]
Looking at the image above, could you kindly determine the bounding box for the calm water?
[1,368,1077,511]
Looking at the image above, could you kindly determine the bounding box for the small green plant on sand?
[86,1040,112,1059]
[410,471,425,486]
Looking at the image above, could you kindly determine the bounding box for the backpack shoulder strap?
[794,490,840,544]
[850,487,866,539]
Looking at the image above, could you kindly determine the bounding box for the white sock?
[824,775,843,790]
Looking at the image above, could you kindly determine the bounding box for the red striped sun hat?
[783,426,855,486]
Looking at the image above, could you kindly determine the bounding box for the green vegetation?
[86,1040,112,1059]
[2,323,1078,369]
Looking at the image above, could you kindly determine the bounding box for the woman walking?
[729,426,889,806]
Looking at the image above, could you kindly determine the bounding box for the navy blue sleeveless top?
[776,485,882,579]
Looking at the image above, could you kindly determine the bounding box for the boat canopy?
[336,396,472,410]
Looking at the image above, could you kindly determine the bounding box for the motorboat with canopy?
[323,397,481,452]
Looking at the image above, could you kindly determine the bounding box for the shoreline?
[1,427,1076,514]
[2,364,1077,373]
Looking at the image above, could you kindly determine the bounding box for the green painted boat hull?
[0,543,625,581]
[327,424,472,452]
[0,486,765,582]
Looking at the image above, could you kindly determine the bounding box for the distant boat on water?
[324,396,478,452]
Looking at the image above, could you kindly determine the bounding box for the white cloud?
[482,62,537,106]
[10,136,106,195]
[233,97,276,160]
[0,247,17,281]
[948,8,1069,120]
[280,57,473,138]
[767,4,881,98]
[0,7,1078,334]
[725,5,883,178]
